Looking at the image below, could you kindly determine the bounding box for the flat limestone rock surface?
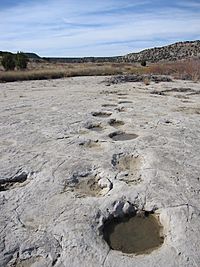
[0,76,200,267]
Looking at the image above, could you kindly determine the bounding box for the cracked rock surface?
[0,76,200,267]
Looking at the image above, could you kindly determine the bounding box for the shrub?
[1,53,16,71]
[15,52,28,70]
[141,60,147,67]
[147,59,200,81]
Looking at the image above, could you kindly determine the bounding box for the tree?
[15,52,28,70]
[1,53,16,71]
[141,60,147,67]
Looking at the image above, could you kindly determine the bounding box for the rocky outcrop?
[106,74,172,84]
[122,40,200,63]
[43,40,200,63]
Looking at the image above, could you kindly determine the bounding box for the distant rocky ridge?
[1,40,200,63]
[43,40,200,63]
[123,40,200,63]
[43,56,120,63]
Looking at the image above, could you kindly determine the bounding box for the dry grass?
[0,62,145,82]
[0,59,200,82]
[0,70,66,82]
[147,59,200,81]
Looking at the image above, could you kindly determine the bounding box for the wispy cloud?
[175,0,200,8]
[0,0,200,56]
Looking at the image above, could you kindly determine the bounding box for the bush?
[15,52,28,70]
[147,59,200,81]
[1,53,16,71]
[141,60,147,67]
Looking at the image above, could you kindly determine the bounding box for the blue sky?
[0,0,200,57]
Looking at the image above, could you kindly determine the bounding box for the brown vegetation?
[0,70,65,82]
[0,59,199,82]
[0,62,143,82]
[147,59,200,81]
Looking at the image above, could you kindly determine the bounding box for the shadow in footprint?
[85,122,104,132]
[109,131,138,141]
[92,111,112,118]
[118,101,133,104]
[117,93,128,96]
[109,119,125,128]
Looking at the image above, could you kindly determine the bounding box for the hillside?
[24,52,41,59]
[1,40,200,64]
[43,56,121,63]
[0,51,40,60]
[123,40,200,63]
[43,40,200,63]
